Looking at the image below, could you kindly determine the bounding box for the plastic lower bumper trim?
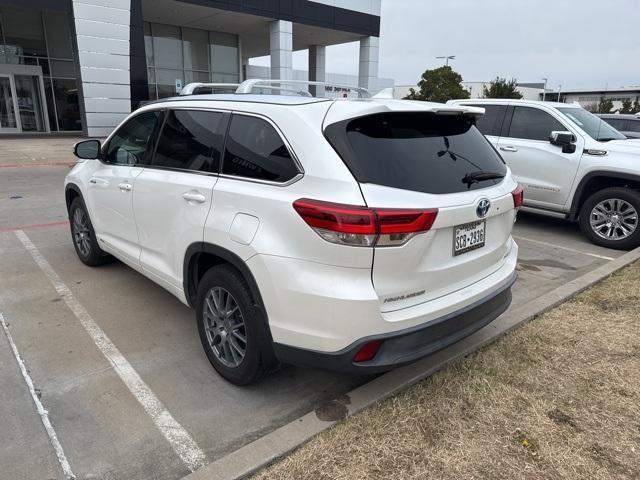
[273,272,516,374]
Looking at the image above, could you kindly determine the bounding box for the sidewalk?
[0,137,84,168]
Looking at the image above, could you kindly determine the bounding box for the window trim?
[219,110,304,187]
[144,106,230,177]
[100,109,164,166]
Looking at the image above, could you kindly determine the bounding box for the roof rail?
[236,79,371,98]
[179,83,240,95]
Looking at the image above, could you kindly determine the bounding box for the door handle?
[118,182,132,192]
[500,146,518,152]
[182,192,206,203]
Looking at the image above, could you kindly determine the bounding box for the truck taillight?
[512,184,524,209]
[293,198,438,247]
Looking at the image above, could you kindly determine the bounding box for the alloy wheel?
[203,287,247,368]
[590,198,638,241]
[73,207,92,257]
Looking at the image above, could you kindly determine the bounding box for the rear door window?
[222,114,299,183]
[507,106,566,141]
[626,120,640,133]
[151,109,228,173]
[324,112,507,194]
[462,104,506,136]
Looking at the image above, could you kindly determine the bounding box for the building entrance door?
[0,74,19,132]
[0,70,49,133]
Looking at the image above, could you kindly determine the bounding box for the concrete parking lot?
[0,139,625,480]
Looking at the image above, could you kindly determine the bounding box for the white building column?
[72,0,132,137]
[358,36,379,92]
[308,45,326,97]
[269,20,292,82]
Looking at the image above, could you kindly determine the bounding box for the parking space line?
[513,235,615,261]
[1,312,76,480]
[14,230,207,473]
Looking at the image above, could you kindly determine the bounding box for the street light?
[542,77,548,101]
[557,84,562,102]
[436,55,455,66]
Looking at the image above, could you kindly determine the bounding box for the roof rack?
[178,79,371,98]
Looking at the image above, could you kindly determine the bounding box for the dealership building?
[0,0,382,136]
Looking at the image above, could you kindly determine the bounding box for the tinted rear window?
[324,112,506,194]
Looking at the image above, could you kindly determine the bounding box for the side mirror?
[549,131,576,153]
[74,139,101,160]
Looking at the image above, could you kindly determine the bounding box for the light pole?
[557,84,562,102]
[542,77,547,101]
[436,55,455,66]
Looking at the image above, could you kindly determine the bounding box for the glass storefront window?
[183,28,208,71]
[1,5,79,132]
[144,22,240,100]
[43,11,73,59]
[152,24,182,69]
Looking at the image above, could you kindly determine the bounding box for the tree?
[482,77,523,99]
[598,97,614,113]
[633,99,640,114]
[619,99,633,114]
[404,66,470,103]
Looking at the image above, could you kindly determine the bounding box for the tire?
[69,197,112,266]
[578,187,640,250]
[196,264,275,385]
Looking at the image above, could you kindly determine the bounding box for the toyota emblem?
[476,198,491,218]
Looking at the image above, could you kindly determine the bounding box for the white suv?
[449,99,640,249]
[65,81,520,385]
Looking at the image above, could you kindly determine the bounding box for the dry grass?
[255,262,640,480]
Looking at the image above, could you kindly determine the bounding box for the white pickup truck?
[448,99,640,249]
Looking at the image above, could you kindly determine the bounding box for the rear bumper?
[273,271,515,373]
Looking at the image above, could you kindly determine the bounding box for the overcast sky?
[255,0,639,91]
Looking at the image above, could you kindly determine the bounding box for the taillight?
[293,198,438,247]
[512,184,524,209]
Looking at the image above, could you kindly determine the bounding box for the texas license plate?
[453,220,486,256]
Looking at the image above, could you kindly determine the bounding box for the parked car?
[448,99,640,249]
[65,80,520,384]
[598,113,640,139]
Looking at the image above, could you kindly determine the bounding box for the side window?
[466,104,506,136]
[222,114,299,182]
[626,120,640,133]
[605,118,626,131]
[104,111,161,165]
[507,106,566,141]
[152,110,227,173]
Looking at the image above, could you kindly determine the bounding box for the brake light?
[293,198,438,247]
[512,184,524,209]
[353,340,382,363]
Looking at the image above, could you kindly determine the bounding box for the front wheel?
[69,198,112,266]
[196,265,275,385]
[579,187,640,250]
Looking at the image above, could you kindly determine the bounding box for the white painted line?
[14,230,207,472]
[513,235,615,261]
[1,312,76,480]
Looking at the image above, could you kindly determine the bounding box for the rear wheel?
[579,187,640,250]
[69,197,112,266]
[196,265,274,385]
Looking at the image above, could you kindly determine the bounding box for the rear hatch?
[324,104,519,312]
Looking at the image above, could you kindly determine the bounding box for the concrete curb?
[184,246,640,480]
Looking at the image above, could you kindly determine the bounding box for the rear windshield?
[324,112,507,194]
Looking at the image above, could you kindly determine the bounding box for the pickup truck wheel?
[196,265,274,385]
[69,198,112,266]
[579,187,640,250]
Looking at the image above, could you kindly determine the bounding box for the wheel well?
[183,245,264,313]
[65,186,81,214]
[570,175,640,220]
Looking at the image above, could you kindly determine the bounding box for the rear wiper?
[462,170,505,187]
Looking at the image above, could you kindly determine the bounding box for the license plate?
[453,220,486,256]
